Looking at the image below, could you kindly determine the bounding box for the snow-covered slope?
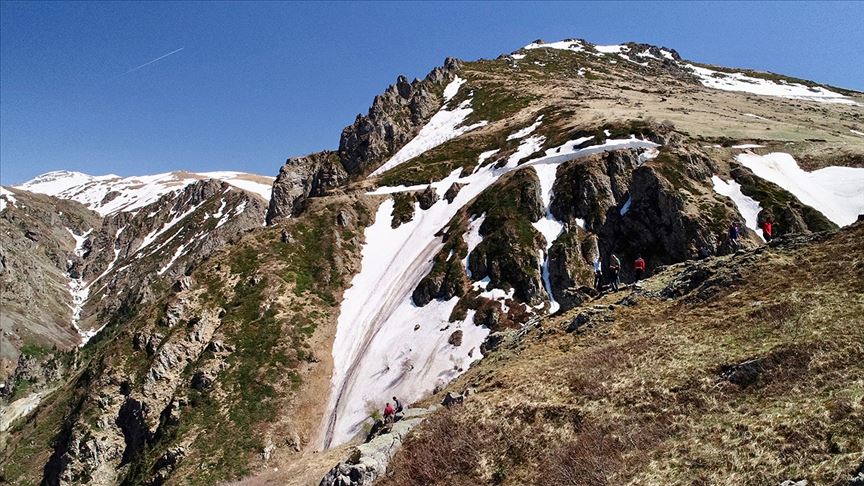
[735,153,864,226]
[16,170,273,216]
[685,64,857,105]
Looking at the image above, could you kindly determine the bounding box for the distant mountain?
[16,170,273,216]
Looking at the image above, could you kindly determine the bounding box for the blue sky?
[2,1,862,185]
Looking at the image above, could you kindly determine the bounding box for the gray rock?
[417,186,439,210]
[338,58,461,175]
[267,151,347,223]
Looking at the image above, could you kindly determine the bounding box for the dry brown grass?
[383,224,864,485]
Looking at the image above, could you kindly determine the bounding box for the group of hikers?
[728,218,776,251]
[592,216,778,293]
[382,396,403,423]
[592,253,646,292]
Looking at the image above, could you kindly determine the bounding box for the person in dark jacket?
[728,223,741,250]
[633,255,646,281]
[393,396,403,414]
[609,254,621,291]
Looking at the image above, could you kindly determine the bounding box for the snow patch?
[462,213,486,278]
[851,129,864,137]
[736,152,864,227]
[524,39,584,53]
[157,244,187,276]
[531,163,565,314]
[619,196,632,216]
[711,176,765,241]
[507,115,544,140]
[0,187,17,212]
[371,76,487,176]
[731,144,765,149]
[685,64,857,105]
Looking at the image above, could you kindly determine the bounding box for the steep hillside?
[1,37,862,486]
[381,222,864,486]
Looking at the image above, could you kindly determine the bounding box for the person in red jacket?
[383,402,395,423]
[634,255,646,281]
[761,219,774,241]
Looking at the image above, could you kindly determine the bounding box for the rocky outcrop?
[730,166,837,236]
[320,407,435,486]
[547,229,597,311]
[467,170,546,304]
[338,58,461,175]
[266,151,347,224]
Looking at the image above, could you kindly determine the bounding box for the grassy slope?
[381,224,864,486]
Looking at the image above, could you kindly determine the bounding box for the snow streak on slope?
[736,153,864,227]
[685,64,857,105]
[323,135,660,448]
[16,170,273,215]
[371,76,488,176]
[711,176,765,241]
[532,163,565,313]
[0,187,18,212]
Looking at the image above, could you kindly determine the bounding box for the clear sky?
[2,1,862,185]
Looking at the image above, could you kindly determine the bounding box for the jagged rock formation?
[338,58,461,175]
[266,151,347,224]
[265,59,462,222]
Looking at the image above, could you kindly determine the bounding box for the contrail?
[119,47,184,76]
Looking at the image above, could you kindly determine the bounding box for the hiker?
[609,254,621,291]
[761,219,774,241]
[393,396,403,414]
[633,255,646,281]
[698,245,711,260]
[383,402,395,423]
[592,258,603,291]
[728,222,741,251]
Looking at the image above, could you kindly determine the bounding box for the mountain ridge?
[1,36,863,486]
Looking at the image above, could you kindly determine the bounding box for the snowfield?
[16,170,273,216]
[323,133,660,447]
[371,76,488,176]
[685,64,858,105]
[735,152,864,227]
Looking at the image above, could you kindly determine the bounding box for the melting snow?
[462,213,486,278]
[744,113,769,120]
[510,53,526,60]
[731,144,765,149]
[685,64,857,105]
[507,115,544,140]
[531,163,565,314]
[619,196,632,216]
[157,244,187,276]
[524,39,584,53]
[326,134,661,447]
[371,76,487,176]
[851,129,864,137]
[736,152,864,227]
[0,187,17,212]
[711,176,765,241]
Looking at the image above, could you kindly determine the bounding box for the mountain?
[1,38,863,486]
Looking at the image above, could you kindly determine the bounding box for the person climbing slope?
[728,222,741,251]
[593,258,603,291]
[609,253,621,291]
[383,402,395,423]
[634,255,646,282]
[393,396,403,414]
